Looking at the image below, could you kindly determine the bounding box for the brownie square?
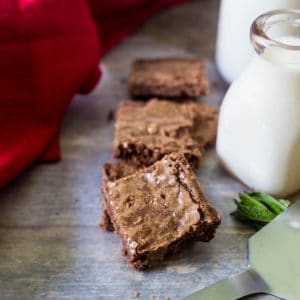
[102,152,221,270]
[128,58,209,99]
[113,99,218,168]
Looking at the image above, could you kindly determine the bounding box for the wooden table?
[0,1,279,299]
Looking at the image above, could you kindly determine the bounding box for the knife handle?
[186,267,270,300]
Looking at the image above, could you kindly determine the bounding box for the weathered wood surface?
[0,1,281,299]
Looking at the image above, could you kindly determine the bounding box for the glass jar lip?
[251,9,300,53]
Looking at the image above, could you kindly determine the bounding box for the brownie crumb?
[106,110,115,122]
[120,76,127,85]
[132,291,140,299]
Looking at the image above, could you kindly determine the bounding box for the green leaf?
[231,191,291,229]
[251,192,287,214]
[278,199,291,209]
[231,211,264,229]
[240,193,275,221]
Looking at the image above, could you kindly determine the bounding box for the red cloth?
[0,0,187,188]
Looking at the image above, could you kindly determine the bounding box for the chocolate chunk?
[129,58,209,99]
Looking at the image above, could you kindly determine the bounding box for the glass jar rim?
[251,9,300,53]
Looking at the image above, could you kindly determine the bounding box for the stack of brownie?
[101,58,221,270]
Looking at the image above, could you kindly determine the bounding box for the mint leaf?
[231,192,291,228]
[278,199,291,209]
[250,192,286,214]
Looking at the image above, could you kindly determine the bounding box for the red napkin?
[0,0,187,188]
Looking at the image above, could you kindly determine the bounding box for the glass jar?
[216,0,300,83]
[217,10,300,197]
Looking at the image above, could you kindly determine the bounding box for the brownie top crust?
[101,161,140,231]
[113,99,218,168]
[104,152,220,268]
[129,58,209,98]
[102,161,139,185]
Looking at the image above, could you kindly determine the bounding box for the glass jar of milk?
[216,0,300,83]
[217,10,300,197]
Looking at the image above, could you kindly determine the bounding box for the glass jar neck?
[250,10,300,66]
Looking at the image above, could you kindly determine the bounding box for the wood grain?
[0,1,280,299]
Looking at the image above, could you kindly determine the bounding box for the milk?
[216,0,300,83]
[217,36,300,197]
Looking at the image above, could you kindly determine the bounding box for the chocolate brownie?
[128,58,209,99]
[102,152,221,270]
[113,99,218,168]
